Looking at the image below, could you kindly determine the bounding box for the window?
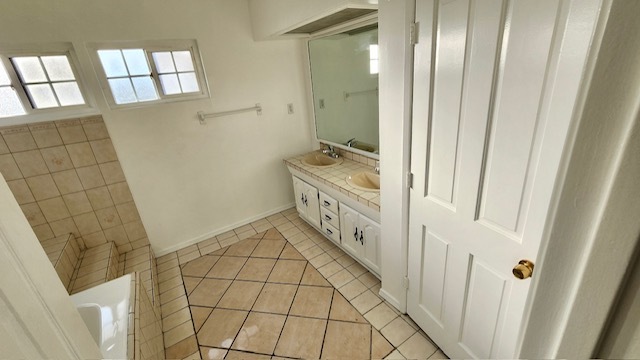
[90,40,208,107]
[0,46,89,119]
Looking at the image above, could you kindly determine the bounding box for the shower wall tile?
[0,115,150,251]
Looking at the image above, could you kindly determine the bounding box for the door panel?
[417,228,450,325]
[304,184,321,229]
[360,214,381,275]
[339,204,359,257]
[292,176,306,216]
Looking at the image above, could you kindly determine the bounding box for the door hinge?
[406,172,414,189]
[402,276,410,290]
[410,22,419,45]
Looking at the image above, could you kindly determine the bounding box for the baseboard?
[379,288,405,314]
[154,203,295,257]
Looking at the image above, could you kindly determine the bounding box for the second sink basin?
[302,153,343,167]
[346,172,380,192]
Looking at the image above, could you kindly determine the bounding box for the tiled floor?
[156,207,448,359]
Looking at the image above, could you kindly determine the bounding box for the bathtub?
[70,274,131,359]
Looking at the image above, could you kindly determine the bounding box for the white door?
[360,215,381,275]
[292,176,306,216]
[339,204,360,258]
[304,183,321,229]
[407,0,596,358]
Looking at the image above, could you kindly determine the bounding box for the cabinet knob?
[325,214,332,221]
[360,231,364,245]
[326,228,333,235]
[324,200,331,206]
[354,227,358,240]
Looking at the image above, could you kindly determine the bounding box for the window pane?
[52,82,85,106]
[0,86,26,117]
[178,72,199,93]
[26,84,59,108]
[159,73,181,95]
[173,51,194,72]
[12,57,47,83]
[131,76,158,102]
[0,62,11,86]
[152,52,175,73]
[108,78,137,104]
[98,50,128,77]
[41,56,75,81]
[122,49,150,76]
[370,59,379,75]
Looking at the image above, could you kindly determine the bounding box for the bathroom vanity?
[284,148,381,277]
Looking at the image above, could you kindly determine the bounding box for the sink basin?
[346,172,380,192]
[301,153,344,167]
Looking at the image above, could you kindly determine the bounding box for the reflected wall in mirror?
[309,25,379,155]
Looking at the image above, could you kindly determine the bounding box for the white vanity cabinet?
[292,176,321,229]
[339,203,381,275]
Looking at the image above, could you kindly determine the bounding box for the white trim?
[154,202,295,256]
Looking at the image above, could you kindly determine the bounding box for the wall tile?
[83,231,107,248]
[29,123,63,148]
[51,169,83,194]
[38,197,71,222]
[124,221,147,241]
[56,120,87,144]
[1,127,37,152]
[0,154,22,180]
[6,179,35,204]
[99,161,126,184]
[73,212,102,235]
[40,146,74,172]
[63,191,93,216]
[13,150,49,177]
[86,186,114,210]
[20,203,47,226]
[104,225,129,246]
[66,143,97,167]
[26,174,60,200]
[90,139,117,164]
[76,165,105,189]
[0,136,9,154]
[32,223,54,241]
[50,217,80,238]
[82,118,109,140]
[108,182,133,204]
[117,202,141,224]
[95,206,122,229]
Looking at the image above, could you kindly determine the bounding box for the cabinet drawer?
[320,207,339,229]
[319,191,339,214]
[321,222,340,244]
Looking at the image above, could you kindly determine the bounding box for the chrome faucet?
[374,160,380,174]
[322,145,339,158]
[346,138,357,147]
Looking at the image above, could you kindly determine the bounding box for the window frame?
[0,43,96,124]
[87,40,210,109]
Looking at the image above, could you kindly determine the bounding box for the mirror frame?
[305,14,380,160]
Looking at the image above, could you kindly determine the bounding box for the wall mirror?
[308,23,379,157]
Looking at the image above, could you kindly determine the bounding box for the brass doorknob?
[513,260,534,279]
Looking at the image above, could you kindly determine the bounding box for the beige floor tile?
[351,290,383,314]
[159,274,183,293]
[428,349,449,359]
[183,276,202,296]
[321,320,371,359]
[236,258,277,282]
[177,244,199,257]
[251,239,286,258]
[309,252,332,268]
[165,334,198,360]
[329,290,368,323]
[300,265,331,287]
[191,306,213,333]
[200,347,227,360]
[199,242,222,256]
[179,250,201,265]
[267,259,306,284]
[273,316,326,359]
[285,232,307,245]
[365,302,400,330]
[318,260,342,278]
[188,278,232,307]
[164,321,195,348]
[181,255,220,277]
[359,271,380,288]
[328,268,356,288]
[385,349,407,359]
[338,278,368,300]
[226,350,271,359]
[205,256,248,279]
[300,245,324,260]
[219,236,240,248]
[162,296,189,317]
[181,350,201,360]
[161,285,186,305]
[381,317,417,347]
[347,262,368,277]
[398,332,438,360]
[372,328,395,359]
[224,239,260,257]
[163,307,192,332]
[279,243,305,260]
[262,228,284,240]
[289,285,333,319]
[217,280,264,310]
[252,283,297,315]
[231,312,286,355]
[335,253,357,267]
[157,252,177,265]
[198,308,248,348]
[158,258,180,274]
[293,238,315,252]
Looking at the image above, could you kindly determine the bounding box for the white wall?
[0,0,314,254]
[249,0,378,40]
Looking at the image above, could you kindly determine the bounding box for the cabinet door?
[339,204,360,258]
[360,214,381,275]
[303,183,321,229]
[292,176,306,217]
